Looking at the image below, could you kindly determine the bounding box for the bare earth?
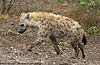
[0,17,100,65]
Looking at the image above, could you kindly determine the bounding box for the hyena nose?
[17,26,26,34]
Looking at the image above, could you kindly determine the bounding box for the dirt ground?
[0,16,100,65]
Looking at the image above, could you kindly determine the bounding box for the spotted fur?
[17,12,87,58]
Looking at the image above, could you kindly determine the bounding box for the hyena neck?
[33,20,42,31]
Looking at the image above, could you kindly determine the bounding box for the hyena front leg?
[49,32,61,55]
[27,37,44,52]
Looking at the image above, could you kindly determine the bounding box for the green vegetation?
[79,0,100,35]
[79,0,100,9]
[86,26,100,36]
[79,0,100,17]
[50,0,65,5]
[0,14,9,21]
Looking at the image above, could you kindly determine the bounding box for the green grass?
[50,0,65,5]
[0,14,9,21]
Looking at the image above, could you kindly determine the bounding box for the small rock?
[41,60,45,63]
[53,62,56,64]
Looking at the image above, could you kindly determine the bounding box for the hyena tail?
[82,34,87,45]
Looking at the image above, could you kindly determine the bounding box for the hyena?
[17,12,87,58]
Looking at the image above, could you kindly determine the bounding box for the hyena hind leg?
[78,43,85,58]
[71,42,80,58]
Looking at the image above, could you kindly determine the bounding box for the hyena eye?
[25,14,30,19]
[20,24,24,26]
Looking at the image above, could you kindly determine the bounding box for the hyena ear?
[21,12,25,16]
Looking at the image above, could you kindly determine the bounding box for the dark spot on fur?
[60,31,64,34]
[57,26,59,29]
[60,24,62,27]
[39,32,42,35]
[42,23,46,25]
[47,25,50,28]
[72,24,75,26]
[52,25,55,28]
[62,22,64,24]
[65,22,68,24]
[44,33,48,37]
[65,29,68,31]
[49,22,52,26]
[65,22,71,28]
[63,24,66,27]
[59,33,61,36]
[41,20,43,23]
[41,35,44,37]
[46,21,49,24]
[45,28,48,30]
[67,24,71,28]
[77,28,79,30]
[71,21,73,23]
[49,28,52,31]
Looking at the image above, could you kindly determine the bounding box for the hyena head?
[17,12,38,33]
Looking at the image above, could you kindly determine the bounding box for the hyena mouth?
[17,26,27,34]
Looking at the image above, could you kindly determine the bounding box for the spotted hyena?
[17,12,87,58]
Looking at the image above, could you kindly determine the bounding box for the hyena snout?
[17,24,27,34]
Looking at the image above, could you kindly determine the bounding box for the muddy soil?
[0,17,100,65]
